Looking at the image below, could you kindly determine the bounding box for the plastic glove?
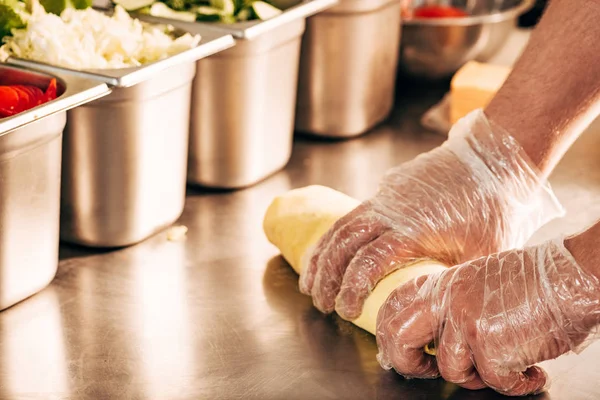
[299,109,564,320]
[376,237,600,396]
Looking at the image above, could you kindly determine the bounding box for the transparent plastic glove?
[376,238,600,396]
[300,109,564,320]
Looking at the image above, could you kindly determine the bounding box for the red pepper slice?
[0,107,18,118]
[44,78,58,102]
[11,86,31,113]
[16,85,45,106]
[0,86,20,114]
[0,79,59,118]
[413,5,469,18]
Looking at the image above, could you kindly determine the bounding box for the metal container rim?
[135,0,338,40]
[5,19,235,88]
[0,64,110,138]
[403,0,535,26]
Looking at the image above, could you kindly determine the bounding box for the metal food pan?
[295,0,403,138]
[8,28,235,248]
[0,64,110,311]
[138,0,337,189]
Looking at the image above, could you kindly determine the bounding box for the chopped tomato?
[0,79,59,119]
[413,5,469,18]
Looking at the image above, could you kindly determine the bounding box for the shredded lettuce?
[0,0,201,69]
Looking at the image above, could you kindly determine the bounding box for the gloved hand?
[376,237,600,396]
[299,109,564,320]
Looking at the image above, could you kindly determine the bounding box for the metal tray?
[0,64,110,310]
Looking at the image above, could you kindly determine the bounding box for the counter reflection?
[0,288,69,399]
[129,242,196,398]
[262,256,457,399]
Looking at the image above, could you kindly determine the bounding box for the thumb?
[480,365,548,396]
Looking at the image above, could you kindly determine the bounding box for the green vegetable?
[193,5,221,20]
[113,0,155,11]
[0,0,28,38]
[251,1,281,19]
[147,1,195,19]
[210,0,233,14]
[70,0,91,9]
[39,0,91,15]
[219,13,236,23]
[236,6,250,21]
[164,0,186,10]
[133,0,282,23]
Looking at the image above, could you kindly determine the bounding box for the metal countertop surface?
[2,84,600,400]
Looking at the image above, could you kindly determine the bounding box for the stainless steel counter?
[1,85,600,400]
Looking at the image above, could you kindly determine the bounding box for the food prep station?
[3,0,599,399]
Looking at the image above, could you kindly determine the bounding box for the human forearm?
[485,0,600,176]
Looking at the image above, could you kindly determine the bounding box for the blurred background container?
[399,0,534,79]
[295,0,403,138]
[188,19,307,189]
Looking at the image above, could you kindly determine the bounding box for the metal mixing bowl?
[399,0,534,79]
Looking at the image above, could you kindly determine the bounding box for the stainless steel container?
[295,0,402,138]
[187,20,306,189]
[399,0,534,79]
[143,0,337,188]
[9,29,235,247]
[0,65,109,310]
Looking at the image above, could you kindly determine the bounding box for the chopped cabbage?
[0,0,201,69]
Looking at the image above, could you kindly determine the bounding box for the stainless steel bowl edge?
[403,0,535,26]
[399,0,534,79]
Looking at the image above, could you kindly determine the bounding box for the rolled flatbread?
[263,185,447,338]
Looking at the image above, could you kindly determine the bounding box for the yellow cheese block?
[450,61,511,124]
[263,185,448,337]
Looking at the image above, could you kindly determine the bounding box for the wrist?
[564,223,600,281]
[485,101,553,177]
[445,111,564,248]
[541,237,600,337]
[448,110,541,187]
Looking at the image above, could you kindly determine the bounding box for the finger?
[309,212,390,313]
[478,364,548,396]
[436,324,485,390]
[300,204,363,295]
[376,276,439,378]
[299,204,379,295]
[335,233,417,320]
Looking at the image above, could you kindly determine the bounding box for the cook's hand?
[300,109,564,320]
[376,237,600,396]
